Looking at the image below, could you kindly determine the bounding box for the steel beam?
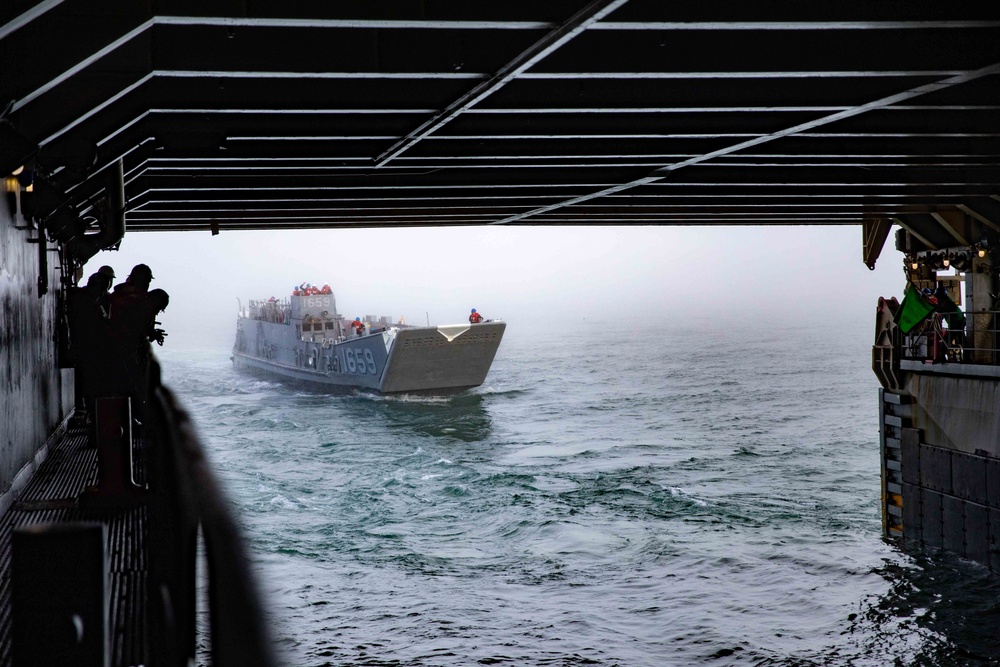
[494,62,1000,224]
[930,211,970,246]
[863,217,894,269]
[373,0,629,166]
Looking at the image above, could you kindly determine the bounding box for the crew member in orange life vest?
[469,308,483,324]
[353,317,365,336]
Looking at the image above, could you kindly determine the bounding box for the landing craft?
[232,289,505,393]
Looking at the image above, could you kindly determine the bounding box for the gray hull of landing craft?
[232,319,505,394]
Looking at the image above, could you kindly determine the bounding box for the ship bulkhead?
[874,224,1000,571]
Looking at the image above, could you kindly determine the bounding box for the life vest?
[469,312,483,323]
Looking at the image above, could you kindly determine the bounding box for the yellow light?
[979,248,987,258]
[943,258,950,268]
[11,165,23,176]
[24,183,32,193]
[911,262,919,270]
[2,176,17,193]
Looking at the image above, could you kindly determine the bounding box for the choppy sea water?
[159,320,1000,667]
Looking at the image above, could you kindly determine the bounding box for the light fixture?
[911,260,919,270]
[4,176,17,217]
[979,248,987,258]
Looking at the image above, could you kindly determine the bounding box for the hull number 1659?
[345,348,377,374]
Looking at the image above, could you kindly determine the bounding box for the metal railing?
[901,311,999,366]
[144,357,278,667]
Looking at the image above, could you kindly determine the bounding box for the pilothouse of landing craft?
[232,284,505,393]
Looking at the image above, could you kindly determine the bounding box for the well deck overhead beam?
[494,62,1000,224]
[0,0,64,41]
[930,211,970,246]
[957,204,1000,233]
[372,0,630,167]
[12,16,556,113]
[3,2,997,231]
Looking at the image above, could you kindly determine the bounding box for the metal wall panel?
[901,429,921,486]
[989,509,1000,572]
[942,495,966,556]
[0,205,73,499]
[901,482,922,546]
[964,504,990,568]
[921,488,944,549]
[987,459,1000,510]
[952,452,988,505]
[919,444,952,495]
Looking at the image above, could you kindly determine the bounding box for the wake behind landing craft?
[231,285,505,394]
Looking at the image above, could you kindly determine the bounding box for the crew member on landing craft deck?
[353,317,364,336]
[469,308,483,324]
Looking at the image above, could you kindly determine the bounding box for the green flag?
[895,285,935,334]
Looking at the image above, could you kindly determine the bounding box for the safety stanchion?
[79,396,147,507]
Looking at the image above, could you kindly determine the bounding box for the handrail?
[901,310,999,366]
[144,356,277,667]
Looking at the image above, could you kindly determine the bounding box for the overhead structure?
[1,1,999,263]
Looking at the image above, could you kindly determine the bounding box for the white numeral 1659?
[345,348,376,374]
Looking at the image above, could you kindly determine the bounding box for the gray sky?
[84,225,904,349]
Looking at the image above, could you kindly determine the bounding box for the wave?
[156,324,995,667]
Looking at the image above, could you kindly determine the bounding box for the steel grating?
[0,426,147,667]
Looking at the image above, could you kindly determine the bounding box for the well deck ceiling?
[1,1,998,232]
